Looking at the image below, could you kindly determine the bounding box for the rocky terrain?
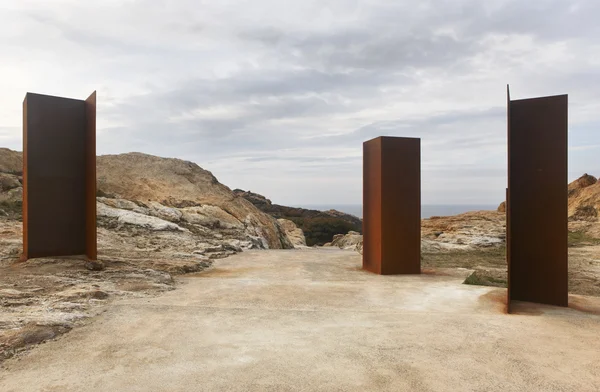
[326,210,506,254]
[2,144,600,362]
[327,173,600,254]
[0,148,309,362]
[327,174,600,296]
[233,189,361,246]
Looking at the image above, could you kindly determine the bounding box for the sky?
[1,0,599,206]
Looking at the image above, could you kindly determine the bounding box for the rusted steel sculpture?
[22,92,97,260]
[506,86,568,311]
[363,136,421,274]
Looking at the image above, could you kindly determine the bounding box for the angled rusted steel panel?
[363,136,421,275]
[363,138,382,274]
[506,85,511,314]
[22,92,97,260]
[85,92,97,260]
[507,89,568,309]
[22,96,29,260]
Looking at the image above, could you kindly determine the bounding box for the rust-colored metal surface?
[22,92,97,260]
[22,96,28,260]
[507,87,568,309]
[363,136,421,275]
[85,92,97,260]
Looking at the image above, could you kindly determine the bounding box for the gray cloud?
[0,0,599,205]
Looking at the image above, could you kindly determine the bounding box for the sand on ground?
[0,249,599,392]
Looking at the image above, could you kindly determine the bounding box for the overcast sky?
[1,0,599,206]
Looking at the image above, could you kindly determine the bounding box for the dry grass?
[423,242,600,297]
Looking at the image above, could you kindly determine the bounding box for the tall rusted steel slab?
[22,92,97,260]
[507,87,568,309]
[363,136,421,275]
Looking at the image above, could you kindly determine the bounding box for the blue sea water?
[296,204,497,219]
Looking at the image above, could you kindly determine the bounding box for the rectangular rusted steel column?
[507,86,568,309]
[22,92,97,260]
[363,136,421,275]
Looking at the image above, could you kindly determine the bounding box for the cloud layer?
[1,0,599,205]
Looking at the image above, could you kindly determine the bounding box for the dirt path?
[1,249,599,391]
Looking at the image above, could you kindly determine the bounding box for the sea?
[295,204,497,219]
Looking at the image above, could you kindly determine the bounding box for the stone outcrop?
[494,173,600,238]
[568,174,600,223]
[498,173,600,223]
[0,148,307,361]
[348,210,506,255]
[0,149,298,252]
[421,210,506,249]
[277,219,307,248]
[569,173,597,193]
[324,231,363,250]
[233,189,362,246]
[97,153,292,250]
[0,148,22,174]
[497,201,506,213]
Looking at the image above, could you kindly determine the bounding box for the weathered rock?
[422,211,505,249]
[568,176,600,223]
[0,148,22,174]
[96,153,291,249]
[97,202,185,231]
[144,201,183,222]
[0,173,20,192]
[569,173,597,193]
[497,173,600,228]
[85,260,105,271]
[0,323,71,354]
[234,189,362,246]
[97,197,147,213]
[325,231,363,250]
[497,201,506,213]
[181,205,243,229]
[277,219,307,248]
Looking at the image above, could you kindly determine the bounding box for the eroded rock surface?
[324,231,363,250]
[0,148,305,362]
[277,219,307,248]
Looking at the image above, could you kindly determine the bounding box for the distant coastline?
[295,204,498,219]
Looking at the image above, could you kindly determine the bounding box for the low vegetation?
[0,200,22,221]
[234,189,362,246]
[568,230,600,247]
[287,216,359,246]
[463,271,507,287]
[423,238,600,296]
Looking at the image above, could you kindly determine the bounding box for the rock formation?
[494,173,600,239]
[324,231,363,250]
[277,219,307,248]
[0,148,309,360]
[0,149,302,255]
[497,201,506,213]
[568,174,600,221]
[569,173,597,194]
[421,210,506,250]
[97,153,294,250]
[233,189,362,246]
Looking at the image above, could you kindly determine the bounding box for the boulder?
[326,231,363,250]
[0,173,21,192]
[569,173,597,193]
[277,219,307,248]
[97,153,291,249]
[497,201,506,213]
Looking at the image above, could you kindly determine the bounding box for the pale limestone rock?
[327,231,363,250]
[97,202,184,232]
[277,219,307,248]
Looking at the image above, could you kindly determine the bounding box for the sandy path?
[0,249,599,391]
